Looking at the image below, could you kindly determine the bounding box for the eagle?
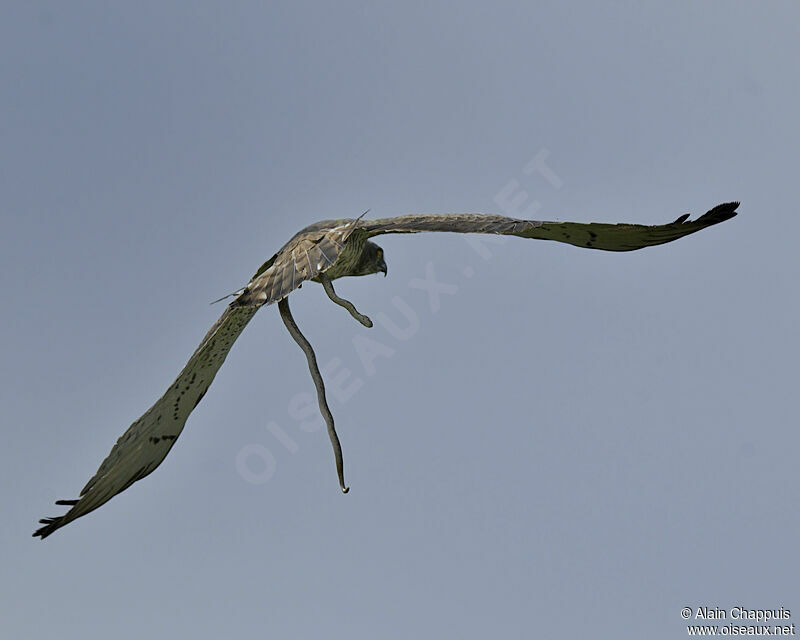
[34,202,739,538]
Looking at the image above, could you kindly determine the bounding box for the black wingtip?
[33,516,64,539]
[33,500,79,538]
[696,201,739,225]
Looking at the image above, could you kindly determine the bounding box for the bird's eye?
[376,249,383,258]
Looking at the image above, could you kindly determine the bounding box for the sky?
[2,2,798,638]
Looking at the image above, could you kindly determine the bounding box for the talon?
[320,273,373,329]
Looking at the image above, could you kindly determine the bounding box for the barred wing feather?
[362,202,739,252]
[34,305,257,538]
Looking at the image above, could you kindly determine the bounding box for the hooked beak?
[378,260,387,277]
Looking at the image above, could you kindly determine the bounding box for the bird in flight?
[34,202,739,538]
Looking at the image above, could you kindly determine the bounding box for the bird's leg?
[278,297,349,494]
[319,273,373,328]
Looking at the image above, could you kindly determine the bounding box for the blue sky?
[2,2,798,638]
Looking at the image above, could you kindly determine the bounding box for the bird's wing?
[34,216,366,538]
[359,202,739,251]
[34,304,258,539]
[233,218,361,307]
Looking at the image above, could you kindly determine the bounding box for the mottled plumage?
[34,202,738,538]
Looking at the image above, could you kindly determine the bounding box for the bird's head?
[354,240,387,277]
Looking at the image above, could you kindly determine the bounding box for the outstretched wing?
[34,305,258,539]
[234,217,365,307]
[360,202,739,251]
[33,216,368,538]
